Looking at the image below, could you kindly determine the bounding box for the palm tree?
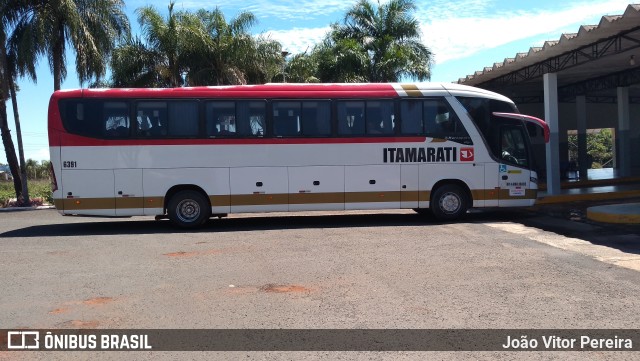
[110,4,282,87]
[0,0,25,204]
[282,52,320,83]
[110,2,204,87]
[312,36,369,83]
[322,0,432,82]
[110,35,167,87]
[134,2,186,87]
[18,0,130,90]
[188,7,282,85]
[6,52,31,204]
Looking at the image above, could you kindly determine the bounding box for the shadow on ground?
[2,201,638,255]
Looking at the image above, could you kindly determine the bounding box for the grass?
[0,179,53,207]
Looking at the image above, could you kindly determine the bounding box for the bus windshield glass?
[456,97,530,167]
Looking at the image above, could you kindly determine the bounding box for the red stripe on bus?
[50,133,427,147]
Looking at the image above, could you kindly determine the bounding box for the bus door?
[498,124,532,206]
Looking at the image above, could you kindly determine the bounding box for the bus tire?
[167,190,211,228]
[431,184,468,221]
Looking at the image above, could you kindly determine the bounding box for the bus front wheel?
[431,184,468,221]
[167,190,211,228]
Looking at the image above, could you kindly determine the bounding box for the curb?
[536,189,640,205]
[0,205,55,212]
[539,176,640,191]
[587,203,640,224]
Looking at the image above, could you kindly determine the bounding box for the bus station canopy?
[458,4,640,104]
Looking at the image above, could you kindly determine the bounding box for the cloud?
[141,0,353,21]
[416,0,632,64]
[243,0,351,21]
[265,27,331,55]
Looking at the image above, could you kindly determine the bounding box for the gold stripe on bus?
[430,138,447,143]
[210,195,230,207]
[62,198,115,210]
[289,192,344,205]
[53,199,64,209]
[345,191,402,203]
[230,194,289,206]
[144,196,164,207]
[400,84,423,97]
[400,191,421,202]
[116,197,144,209]
[53,188,537,211]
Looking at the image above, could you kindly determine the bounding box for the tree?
[0,0,25,204]
[110,2,204,87]
[110,4,283,87]
[283,52,320,83]
[18,0,130,90]
[190,8,283,85]
[318,0,432,82]
[568,129,614,169]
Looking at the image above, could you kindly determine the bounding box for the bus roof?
[51,83,514,104]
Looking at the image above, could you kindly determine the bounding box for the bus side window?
[273,101,301,137]
[400,100,423,134]
[424,99,472,145]
[366,100,394,135]
[168,101,199,137]
[206,101,236,137]
[60,100,101,138]
[337,101,365,135]
[136,102,167,137]
[236,100,265,137]
[301,101,331,137]
[103,102,130,138]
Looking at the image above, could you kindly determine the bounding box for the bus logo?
[460,148,474,161]
[7,331,40,349]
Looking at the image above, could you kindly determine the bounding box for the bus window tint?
[136,102,167,137]
[337,101,365,135]
[301,101,331,136]
[206,101,236,136]
[168,101,199,137]
[424,99,472,145]
[60,100,101,138]
[104,102,130,138]
[273,101,301,137]
[400,100,423,134]
[457,96,519,156]
[237,101,265,137]
[366,100,394,135]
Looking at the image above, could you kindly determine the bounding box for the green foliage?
[110,3,282,87]
[311,0,432,83]
[0,179,52,206]
[568,129,614,169]
[0,158,52,207]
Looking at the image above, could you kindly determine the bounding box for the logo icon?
[7,331,40,349]
[460,148,474,161]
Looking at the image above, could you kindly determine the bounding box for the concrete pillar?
[617,87,631,177]
[576,95,589,179]
[544,73,561,194]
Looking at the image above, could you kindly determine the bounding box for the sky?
[0,0,634,164]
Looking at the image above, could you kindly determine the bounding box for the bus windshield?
[457,96,533,168]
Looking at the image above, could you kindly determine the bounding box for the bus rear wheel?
[431,184,468,221]
[167,190,211,228]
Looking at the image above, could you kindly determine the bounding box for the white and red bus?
[48,83,549,228]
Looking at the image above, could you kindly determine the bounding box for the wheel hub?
[440,192,461,214]
[177,199,200,223]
